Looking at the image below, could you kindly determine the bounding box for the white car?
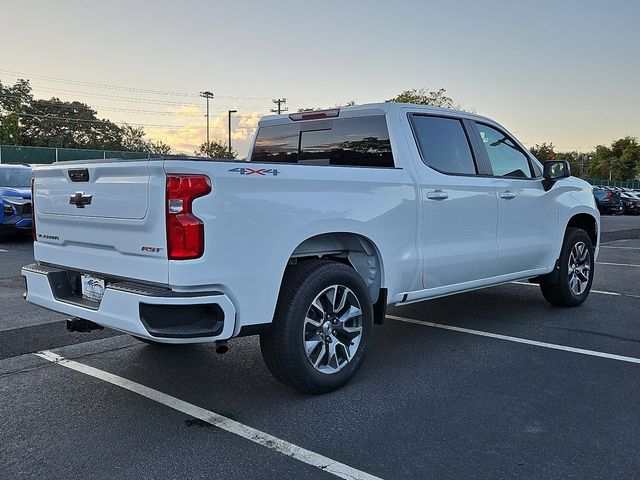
[22,103,600,393]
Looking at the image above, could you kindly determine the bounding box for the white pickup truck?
[23,103,599,393]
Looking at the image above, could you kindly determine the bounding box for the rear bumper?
[21,263,236,343]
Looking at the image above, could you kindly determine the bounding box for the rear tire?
[260,259,373,394]
[540,228,594,307]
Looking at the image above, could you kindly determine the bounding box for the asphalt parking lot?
[1,216,640,480]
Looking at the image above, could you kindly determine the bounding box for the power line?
[0,93,205,116]
[20,85,202,106]
[5,110,189,129]
[4,85,268,110]
[0,68,274,101]
[270,98,287,115]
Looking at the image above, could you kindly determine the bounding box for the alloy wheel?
[303,285,363,374]
[568,241,591,295]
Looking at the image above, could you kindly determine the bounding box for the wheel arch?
[566,212,598,247]
[288,232,385,305]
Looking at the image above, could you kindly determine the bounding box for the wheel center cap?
[322,321,332,335]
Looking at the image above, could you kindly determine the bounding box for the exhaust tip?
[215,341,229,355]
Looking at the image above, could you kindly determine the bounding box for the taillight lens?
[607,191,612,199]
[166,174,211,260]
[31,176,36,242]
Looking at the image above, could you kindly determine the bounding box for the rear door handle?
[499,191,516,200]
[426,190,448,200]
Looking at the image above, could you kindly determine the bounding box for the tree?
[297,100,357,113]
[387,87,460,109]
[0,78,33,144]
[148,140,172,155]
[120,125,149,151]
[622,144,640,179]
[21,98,122,149]
[194,140,236,159]
[529,143,556,162]
[588,137,639,181]
[554,150,593,178]
[119,125,172,155]
[0,79,174,153]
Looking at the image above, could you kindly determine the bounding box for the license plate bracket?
[80,274,105,302]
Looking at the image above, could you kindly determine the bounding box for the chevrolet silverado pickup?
[22,103,600,393]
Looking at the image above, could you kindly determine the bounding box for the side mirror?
[542,160,570,191]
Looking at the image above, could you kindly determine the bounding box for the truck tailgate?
[33,160,169,284]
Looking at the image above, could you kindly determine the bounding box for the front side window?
[476,123,533,179]
[250,116,394,168]
[409,115,477,175]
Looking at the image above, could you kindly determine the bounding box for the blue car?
[0,164,33,234]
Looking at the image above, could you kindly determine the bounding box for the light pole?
[228,109,237,157]
[200,91,214,156]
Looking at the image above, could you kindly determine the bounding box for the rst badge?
[228,167,279,176]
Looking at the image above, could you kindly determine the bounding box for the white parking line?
[34,350,383,480]
[386,315,640,365]
[511,281,621,296]
[600,246,640,250]
[597,261,640,268]
[0,249,8,253]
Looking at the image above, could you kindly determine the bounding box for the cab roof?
[258,102,496,127]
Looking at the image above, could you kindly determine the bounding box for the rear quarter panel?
[163,160,420,333]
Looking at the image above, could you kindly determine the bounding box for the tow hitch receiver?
[66,317,104,333]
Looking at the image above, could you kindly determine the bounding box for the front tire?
[540,228,594,307]
[260,259,373,394]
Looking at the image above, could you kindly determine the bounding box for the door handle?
[499,191,516,200]
[427,190,448,200]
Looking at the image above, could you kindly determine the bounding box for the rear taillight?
[607,191,612,199]
[31,177,36,242]
[166,174,211,260]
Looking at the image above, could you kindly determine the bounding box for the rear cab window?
[408,114,478,175]
[251,115,394,168]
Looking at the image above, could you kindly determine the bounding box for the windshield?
[0,168,32,188]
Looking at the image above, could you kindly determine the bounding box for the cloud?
[146,109,262,157]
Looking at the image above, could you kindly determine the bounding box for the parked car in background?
[621,191,640,214]
[593,187,623,215]
[0,164,33,234]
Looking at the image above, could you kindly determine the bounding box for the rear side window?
[476,123,533,179]
[250,116,394,168]
[409,115,477,175]
[249,124,299,163]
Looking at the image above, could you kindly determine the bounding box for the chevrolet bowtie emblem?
[69,191,92,208]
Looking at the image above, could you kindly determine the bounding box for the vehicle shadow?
[0,232,33,244]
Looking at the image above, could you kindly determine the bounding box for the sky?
[1,0,639,157]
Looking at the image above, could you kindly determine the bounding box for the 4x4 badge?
[229,167,279,176]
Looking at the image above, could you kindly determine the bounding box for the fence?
[587,179,640,189]
[0,145,152,165]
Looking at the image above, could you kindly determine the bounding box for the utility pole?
[228,109,237,157]
[271,98,288,115]
[200,91,214,155]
